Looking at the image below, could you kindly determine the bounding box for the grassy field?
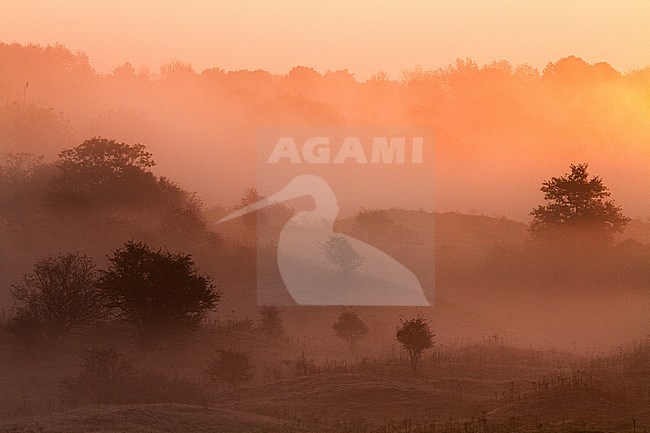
[1,212,648,433]
[1,333,647,433]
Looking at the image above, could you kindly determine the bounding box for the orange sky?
[1,0,649,78]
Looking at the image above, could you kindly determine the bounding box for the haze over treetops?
[0,42,649,221]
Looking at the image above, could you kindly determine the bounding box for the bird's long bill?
[216,197,275,224]
[216,181,304,224]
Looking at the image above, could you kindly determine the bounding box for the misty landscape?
[0,39,649,433]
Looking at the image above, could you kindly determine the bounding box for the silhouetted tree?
[10,252,104,341]
[60,136,154,172]
[159,190,207,240]
[99,241,220,347]
[396,314,434,375]
[50,137,166,206]
[235,187,265,233]
[0,102,73,157]
[530,163,630,243]
[321,234,365,273]
[0,152,51,217]
[356,208,394,238]
[205,350,252,389]
[0,153,45,187]
[333,310,368,349]
[258,304,284,339]
[355,208,414,243]
[160,59,197,82]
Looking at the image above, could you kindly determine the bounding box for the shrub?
[258,305,284,339]
[205,350,253,389]
[283,353,320,378]
[62,348,205,405]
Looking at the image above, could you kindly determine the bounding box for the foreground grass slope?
[2,341,648,433]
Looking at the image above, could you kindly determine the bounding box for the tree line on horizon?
[2,41,649,224]
[1,41,648,157]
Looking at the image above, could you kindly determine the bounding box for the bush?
[99,241,220,347]
[62,348,206,405]
[283,353,320,378]
[62,349,137,405]
[396,314,435,375]
[258,305,283,339]
[205,350,252,389]
[333,310,368,349]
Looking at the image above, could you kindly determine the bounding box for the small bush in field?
[333,310,368,349]
[62,348,205,405]
[396,314,435,375]
[62,348,137,404]
[258,305,284,339]
[283,353,320,378]
[132,369,206,405]
[205,350,252,389]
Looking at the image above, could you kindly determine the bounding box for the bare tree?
[10,252,104,341]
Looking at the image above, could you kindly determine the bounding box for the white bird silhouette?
[218,175,430,306]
